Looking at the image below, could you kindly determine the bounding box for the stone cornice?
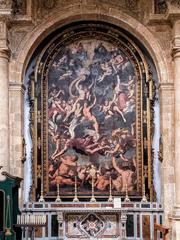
[9,81,26,94]
[158,82,174,91]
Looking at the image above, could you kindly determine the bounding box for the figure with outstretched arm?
[51,134,61,159]
[50,155,78,186]
[85,141,110,154]
[52,139,70,159]
[83,94,99,136]
[105,138,129,161]
[112,156,134,192]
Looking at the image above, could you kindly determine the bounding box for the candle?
[37,215,40,225]
[17,215,20,224]
[32,215,35,224]
[43,215,46,224]
[21,215,24,225]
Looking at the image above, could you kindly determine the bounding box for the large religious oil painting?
[32,23,153,199]
[47,39,137,196]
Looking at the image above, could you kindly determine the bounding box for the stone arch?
[11,4,174,223]
[15,4,170,84]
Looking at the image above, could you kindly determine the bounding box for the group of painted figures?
[47,40,137,194]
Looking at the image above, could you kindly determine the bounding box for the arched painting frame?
[29,22,155,200]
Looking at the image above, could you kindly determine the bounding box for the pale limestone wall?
[0,0,178,235]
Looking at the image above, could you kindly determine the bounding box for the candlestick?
[73,176,79,202]
[124,183,130,202]
[39,182,45,202]
[55,183,62,202]
[108,176,113,202]
[141,183,147,202]
[86,165,99,202]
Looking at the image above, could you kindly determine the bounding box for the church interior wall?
[1,0,178,238]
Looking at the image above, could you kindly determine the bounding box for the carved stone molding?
[36,0,140,22]
[11,0,26,15]
[154,0,168,14]
[0,0,7,9]
[0,48,11,60]
[169,0,180,8]
[9,82,26,94]
[43,0,56,9]
[154,0,180,14]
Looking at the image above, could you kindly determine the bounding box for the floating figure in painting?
[110,53,126,73]
[109,75,135,122]
[59,70,73,81]
[51,136,94,158]
[48,96,65,123]
[52,135,109,159]
[65,102,83,138]
[112,123,136,149]
[105,137,129,162]
[97,62,113,83]
[82,95,99,138]
[64,74,93,122]
[51,134,61,159]
[100,99,114,120]
[85,137,110,155]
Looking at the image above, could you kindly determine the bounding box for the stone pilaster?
[171,19,180,239]
[9,82,25,178]
[0,48,10,171]
[159,82,175,224]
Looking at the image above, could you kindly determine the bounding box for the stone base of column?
[171,206,180,239]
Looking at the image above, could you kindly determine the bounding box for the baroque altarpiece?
[28,22,156,202]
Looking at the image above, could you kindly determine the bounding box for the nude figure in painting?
[50,155,78,186]
[105,137,129,162]
[52,136,94,159]
[97,62,113,83]
[64,78,93,122]
[94,172,110,191]
[48,96,66,123]
[82,95,99,137]
[112,156,135,192]
[51,134,61,159]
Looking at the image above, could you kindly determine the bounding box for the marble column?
[0,49,10,172]
[172,20,180,239]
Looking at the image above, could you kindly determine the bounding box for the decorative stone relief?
[0,0,11,11]
[11,0,26,15]
[170,0,180,7]
[154,0,168,14]
[65,213,120,238]
[43,0,56,9]
[154,0,180,14]
[80,213,104,237]
[125,0,139,10]
[36,0,141,22]
[9,30,28,58]
[0,0,7,8]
